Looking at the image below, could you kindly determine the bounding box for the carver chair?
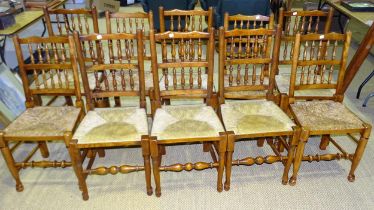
[149,28,226,197]
[159,7,213,32]
[71,30,151,200]
[105,11,155,94]
[218,25,300,190]
[285,32,371,185]
[0,35,84,191]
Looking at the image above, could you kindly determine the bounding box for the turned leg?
[97,149,105,158]
[217,133,227,192]
[257,137,265,147]
[65,96,74,106]
[38,142,50,158]
[348,125,371,182]
[150,139,161,197]
[319,135,330,150]
[289,128,309,186]
[69,140,89,201]
[224,131,235,191]
[141,136,153,196]
[282,127,300,185]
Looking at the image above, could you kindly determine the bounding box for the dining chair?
[217,25,300,190]
[148,28,226,197]
[159,6,213,32]
[43,6,100,36]
[276,8,335,109]
[71,30,151,200]
[105,11,155,94]
[286,32,371,185]
[223,13,274,30]
[0,35,84,192]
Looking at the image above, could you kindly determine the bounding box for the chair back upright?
[218,25,281,102]
[150,29,215,111]
[288,32,352,104]
[278,8,334,66]
[43,6,99,36]
[74,31,146,111]
[105,11,154,61]
[159,7,213,32]
[13,35,83,108]
[224,13,274,31]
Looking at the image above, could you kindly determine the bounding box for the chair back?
[43,6,99,36]
[13,35,82,108]
[105,11,154,61]
[218,26,281,102]
[150,29,215,106]
[288,32,352,103]
[278,8,334,65]
[224,13,274,30]
[74,31,146,110]
[159,7,213,32]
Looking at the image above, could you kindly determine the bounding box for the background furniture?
[213,0,271,28]
[140,0,197,31]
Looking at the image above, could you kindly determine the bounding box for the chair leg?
[38,142,50,158]
[65,96,74,106]
[289,128,309,186]
[224,131,235,191]
[150,139,161,197]
[97,149,105,158]
[141,136,153,196]
[0,142,23,191]
[282,127,300,185]
[319,135,330,150]
[348,125,371,182]
[217,133,227,193]
[69,140,89,201]
[257,138,265,147]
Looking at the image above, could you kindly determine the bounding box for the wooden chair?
[105,11,155,93]
[71,30,151,200]
[285,32,371,185]
[224,13,274,30]
[276,8,334,106]
[0,35,84,191]
[218,25,300,190]
[159,6,213,32]
[43,6,99,36]
[149,29,226,197]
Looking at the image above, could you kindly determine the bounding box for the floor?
[0,2,374,209]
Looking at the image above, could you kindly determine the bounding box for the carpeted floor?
[1,2,374,210]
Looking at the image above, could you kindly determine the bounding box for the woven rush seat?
[151,104,225,140]
[73,107,148,144]
[221,100,295,135]
[291,100,365,131]
[4,106,81,137]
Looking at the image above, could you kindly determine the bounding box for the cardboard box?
[86,0,120,13]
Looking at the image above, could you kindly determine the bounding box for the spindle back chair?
[148,29,227,197]
[218,25,300,189]
[70,30,152,200]
[43,6,100,36]
[286,32,371,186]
[224,13,274,31]
[0,35,84,192]
[159,7,213,32]
[278,8,334,66]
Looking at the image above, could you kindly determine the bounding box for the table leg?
[357,70,374,99]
